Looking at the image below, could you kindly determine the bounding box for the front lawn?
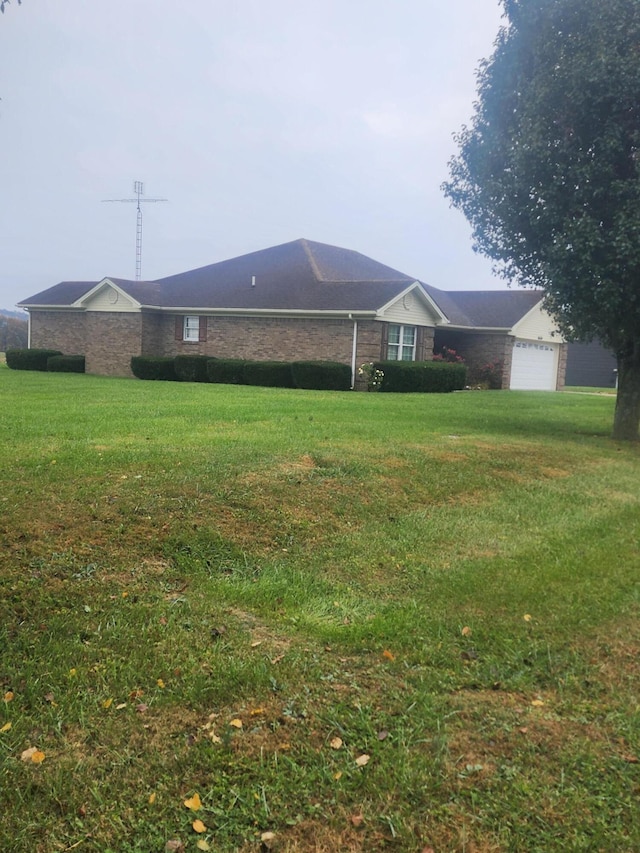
[1,367,638,852]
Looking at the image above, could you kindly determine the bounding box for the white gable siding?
[380,290,439,326]
[83,285,139,313]
[511,302,562,343]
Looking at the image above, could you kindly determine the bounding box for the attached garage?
[510,339,560,390]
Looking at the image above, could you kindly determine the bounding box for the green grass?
[1,365,639,852]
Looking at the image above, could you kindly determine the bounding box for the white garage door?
[510,339,558,390]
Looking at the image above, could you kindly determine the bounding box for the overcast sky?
[0,0,506,310]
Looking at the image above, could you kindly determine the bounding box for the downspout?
[27,310,31,349]
[349,313,358,389]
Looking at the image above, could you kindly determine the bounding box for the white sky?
[0,0,506,310]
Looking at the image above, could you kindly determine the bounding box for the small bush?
[291,360,352,391]
[174,354,212,383]
[47,355,85,373]
[131,356,179,381]
[471,360,505,390]
[374,360,467,393]
[207,358,246,385]
[242,360,295,388]
[6,348,62,371]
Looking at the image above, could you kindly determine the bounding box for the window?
[183,315,200,342]
[387,324,416,361]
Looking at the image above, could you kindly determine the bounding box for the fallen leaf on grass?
[103,698,113,709]
[377,730,389,741]
[250,707,266,716]
[44,692,55,704]
[148,792,157,805]
[196,841,211,851]
[229,718,243,729]
[3,691,13,702]
[0,722,11,733]
[461,626,472,637]
[334,771,342,780]
[382,649,395,661]
[270,654,285,665]
[531,699,545,708]
[157,679,165,689]
[350,814,364,827]
[330,737,343,750]
[355,754,370,767]
[192,819,206,833]
[251,640,263,648]
[622,754,639,764]
[523,614,532,622]
[183,793,202,811]
[21,747,45,763]
[165,842,184,853]
[136,703,149,714]
[115,703,127,710]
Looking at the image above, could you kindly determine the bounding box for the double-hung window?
[183,315,200,342]
[387,324,416,361]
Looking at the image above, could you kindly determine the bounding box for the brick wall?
[434,329,513,388]
[29,310,87,356]
[85,313,142,376]
[147,314,376,365]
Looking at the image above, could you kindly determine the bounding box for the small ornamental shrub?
[206,358,246,385]
[174,354,212,383]
[242,360,295,388]
[472,360,505,390]
[47,354,85,373]
[358,362,384,391]
[131,356,179,381]
[5,348,62,371]
[291,360,351,391]
[432,346,465,364]
[374,360,467,393]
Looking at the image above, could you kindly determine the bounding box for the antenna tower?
[102,181,168,280]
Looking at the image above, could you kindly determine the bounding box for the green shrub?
[47,355,85,373]
[131,356,179,381]
[206,358,246,385]
[291,360,352,391]
[374,360,467,393]
[242,360,295,388]
[5,348,63,371]
[174,354,212,383]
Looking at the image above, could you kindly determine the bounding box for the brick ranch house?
[18,238,567,390]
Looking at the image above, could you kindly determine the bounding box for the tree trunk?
[612,353,640,440]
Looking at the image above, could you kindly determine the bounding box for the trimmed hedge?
[206,358,246,385]
[47,354,85,373]
[291,360,352,391]
[241,360,295,388]
[174,354,212,383]
[5,348,63,371]
[131,356,179,381]
[374,360,467,393]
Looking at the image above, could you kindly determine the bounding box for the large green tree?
[443,0,640,440]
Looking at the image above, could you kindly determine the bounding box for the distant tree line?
[0,313,28,350]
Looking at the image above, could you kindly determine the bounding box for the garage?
[510,339,559,390]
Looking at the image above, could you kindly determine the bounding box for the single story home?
[18,238,566,390]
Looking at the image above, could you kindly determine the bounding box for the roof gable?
[75,278,141,311]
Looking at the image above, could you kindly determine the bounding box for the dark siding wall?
[565,342,617,387]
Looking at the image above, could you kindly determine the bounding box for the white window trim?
[387,324,417,361]
[183,315,200,342]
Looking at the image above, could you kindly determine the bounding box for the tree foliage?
[0,0,22,14]
[443,0,640,439]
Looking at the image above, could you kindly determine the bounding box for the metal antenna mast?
[102,181,168,280]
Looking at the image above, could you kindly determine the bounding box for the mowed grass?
[1,366,639,853]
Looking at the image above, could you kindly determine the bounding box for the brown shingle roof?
[18,238,545,329]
